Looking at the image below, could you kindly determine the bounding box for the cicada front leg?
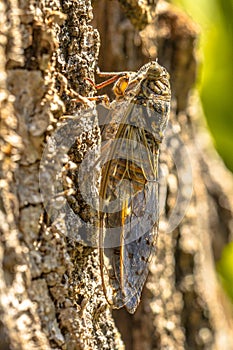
[86,70,132,101]
[70,92,110,107]
[72,67,136,108]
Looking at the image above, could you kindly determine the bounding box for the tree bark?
[0,1,233,350]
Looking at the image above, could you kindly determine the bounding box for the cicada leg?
[70,68,133,108]
[85,75,123,90]
[70,90,110,107]
[87,70,133,100]
[72,74,125,107]
[96,67,130,78]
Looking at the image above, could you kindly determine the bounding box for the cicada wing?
[99,102,160,312]
[100,181,158,312]
[121,182,158,313]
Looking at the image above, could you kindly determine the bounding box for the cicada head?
[142,61,171,98]
[146,61,169,79]
[139,62,171,142]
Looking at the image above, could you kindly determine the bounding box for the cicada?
[96,61,171,313]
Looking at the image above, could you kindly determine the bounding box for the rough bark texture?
[0,1,233,350]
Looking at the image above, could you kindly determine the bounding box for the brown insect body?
[98,61,171,313]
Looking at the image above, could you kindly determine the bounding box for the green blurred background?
[172,0,233,301]
[173,0,233,171]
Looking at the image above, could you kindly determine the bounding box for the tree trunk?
[0,1,233,350]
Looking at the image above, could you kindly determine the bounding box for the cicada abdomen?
[98,61,171,313]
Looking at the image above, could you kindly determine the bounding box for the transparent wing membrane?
[98,61,170,313]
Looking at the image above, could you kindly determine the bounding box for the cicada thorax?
[98,61,171,313]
